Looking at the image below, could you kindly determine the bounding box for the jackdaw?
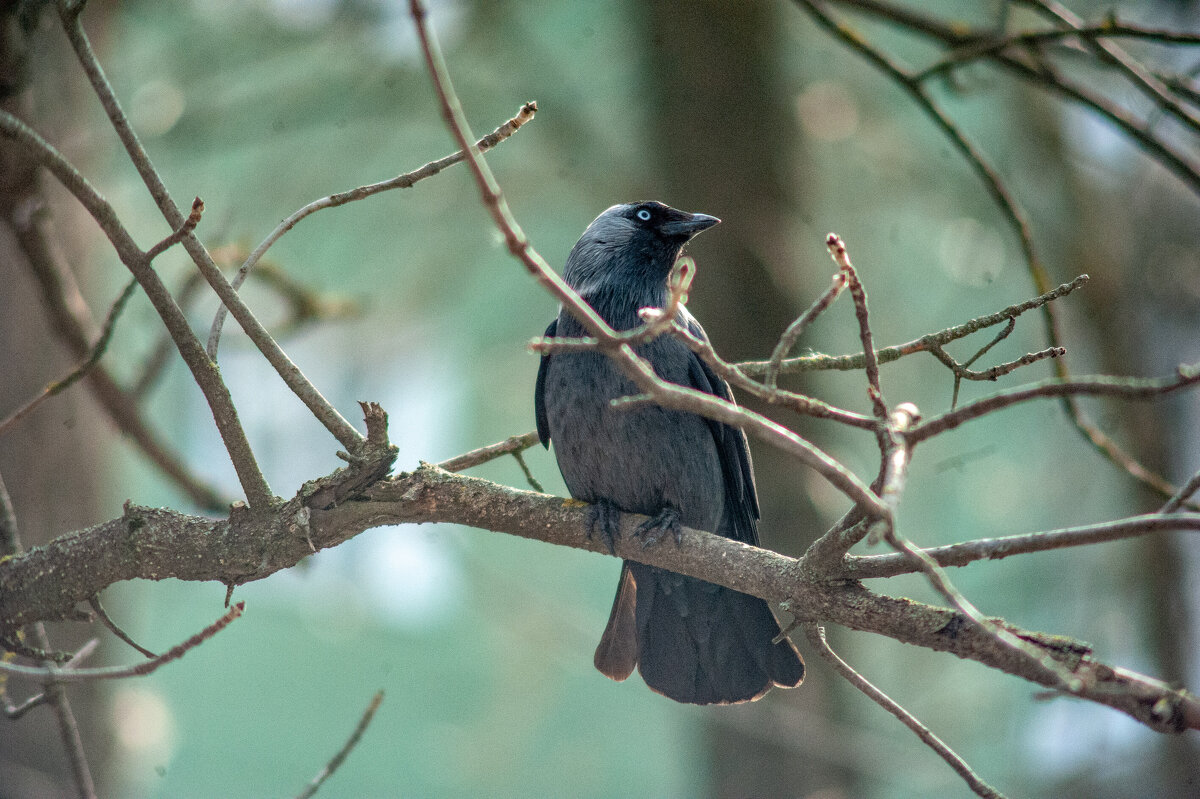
[535,201,805,705]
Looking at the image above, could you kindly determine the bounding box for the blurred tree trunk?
[636,2,847,795]
[0,5,113,796]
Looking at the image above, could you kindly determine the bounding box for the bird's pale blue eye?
[636,209,652,221]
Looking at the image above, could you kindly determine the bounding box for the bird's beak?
[660,212,721,239]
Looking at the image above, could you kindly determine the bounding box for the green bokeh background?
[6,0,1199,797]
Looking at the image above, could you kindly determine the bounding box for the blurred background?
[2,0,1199,796]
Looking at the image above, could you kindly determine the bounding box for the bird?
[534,201,804,705]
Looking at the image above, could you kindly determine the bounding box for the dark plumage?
[535,201,804,705]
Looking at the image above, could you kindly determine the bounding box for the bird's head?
[563,201,720,299]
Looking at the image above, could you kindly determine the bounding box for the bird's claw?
[586,500,622,555]
[635,507,681,549]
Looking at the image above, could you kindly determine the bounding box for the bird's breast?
[542,340,725,532]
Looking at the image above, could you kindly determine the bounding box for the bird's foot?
[635,507,681,549]
[585,500,622,555]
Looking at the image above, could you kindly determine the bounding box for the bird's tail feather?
[594,562,638,681]
[602,562,804,705]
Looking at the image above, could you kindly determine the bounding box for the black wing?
[534,318,557,448]
[680,311,761,546]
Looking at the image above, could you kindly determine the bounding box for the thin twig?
[0,108,272,508]
[3,687,47,719]
[947,318,1017,409]
[960,315,1015,370]
[910,365,1200,444]
[926,326,1066,409]
[88,596,156,658]
[56,1,364,455]
[846,512,1200,579]
[511,450,545,493]
[207,103,537,359]
[0,603,244,683]
[804,624,1006,799]
[0,276,138,437]
[959,347,1066,381]
[764,271,847,388]
[408,0,614,341]
[633,256,695,340]
[145,196,204,261]
[437,431,541,473]
[827,234,887,419]
[294,691,385,799]
[1162,470,1200,514]
[915,23,1200,82]
[738,276,1089,378]
[1018,0,1200,134]
[34,624,96,799]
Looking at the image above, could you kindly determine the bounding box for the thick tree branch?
[1,464,1196,734]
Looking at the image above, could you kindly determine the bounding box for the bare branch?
[804,624,1005,799]
[32,624,96,799]
[207,103,538,359]
[57,1,364,454]
[0,603,244,684]
[2,465,1195,732]
[827,234,888,419]
[0,109,272,508]
[434,429,547,492]
[145,196,204,261]
[437,431,541,473]
[763,270,847,388]
[739,274,1088,377]
[845,513,1200,579]
[1017,0,1200,134]
[1162,470,1200,514]
[88,595,156,659]
[0,276,137,438]
[915,22,1200,82]
[294,691,385,799]
[910,365,1200,443]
